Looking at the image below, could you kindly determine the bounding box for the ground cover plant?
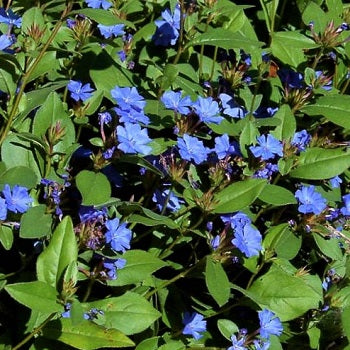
[1,0,350,349]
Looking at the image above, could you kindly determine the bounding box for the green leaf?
[0,165,38,189]
[86,292,161,335]
[36,216,78,289]
[213,179,266,213]
[187,28,263,51]
[20,205,52,239]
[302,1,328,33]
[75,170,111,206]
[27,51,58,83]
[135,337,160,350]
[21,7,45,34]
[341,306,350,343]
[205,257,230,307]
[42,318,134,349]
[239,120,260,158]
[0,59,17,96]
[271,31,319,67]
[290,148,350,179]
[90,51,133,101]
[247,264,322,321]
[5,281,61,313]
[307,326,321,349]
[258,184,297,206]
[0,225,13,250]
[217,319,239,341]
[312,232,343,261]
[264,224,302,260]
[160,64,179,90]
[32,92,75,154]
[301,95,350,129]
[270,104,296,140]
[109,249,167,286]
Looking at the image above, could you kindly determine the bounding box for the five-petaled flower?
[2,184,33,214]
[258,309,283,339]
[182,312,207,340]
[67,80,94,102]
[295,185,327,215]
[250,134,283,160]
[105,217,132,252]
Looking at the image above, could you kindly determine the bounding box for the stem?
[144,255,206,299]
[246,261,265,289]
[311,49,323,70]
[172,0,185,65]
[209,46,218,82]
[0,3,72,147]
[341,74,350,94]
[12,312,57,350]
[82,278,95,302]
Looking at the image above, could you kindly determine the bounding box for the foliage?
[1,0,350,349]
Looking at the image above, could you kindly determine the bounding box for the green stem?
[341,73,350,94]
[82,277,95,302]
[0,3,72,147]
[311,49,323,70]
[209,46,218,82]
[12,313,57,350]
[144,255,207,299]
[259,0,271,34]
[246,260,265,289]
[172,0,185,65]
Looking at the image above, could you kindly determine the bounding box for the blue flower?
[97,24,125,39]
[153,5,181,46]
[219,93,247,119]
[182,312,207,340]
[85,0,112,10]
[79,206,107,223]
[98,111,112,125]
[194,96,223,124]
[105,217,132,252]
[114,107,150,125]
[253,163,279,179]
[253,106,278,118]
[221,212,251,233]
[340,193,350,216]
[0,8,22,28]
[278,68,303,89]
[330,175,342,188]
[177,134,210,164]
[2,184,33,214]
[258,309,283,339]
[227,334,247,350]
[116,123,152,155]
[214,134,240,160]
[295,185,327,215]
[152,188,183,212]
[0,197,7,220]
[211,235,220,250]
[103,257,126,280]
[111,86,146,113]
[161,90,193,115]
[291,130,311,152]
[0,34,13,50]
[250,134,283,160]
[231,224,262,258]
[67,80,94,102]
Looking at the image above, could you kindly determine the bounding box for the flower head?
[67,80,94,102]
[0,34,13,50]
[97,24,125,39]
[330,175,342,189]
[214,134,240,160]
[0,197,7,220]
[227,334,247,350]
[182,312,207,340]
[152,189,183,212]
[250,134,283,160]
[340,193,350,216]
[116,123,152,155]
[219,93,247,119]
[295,185,327,215]
[2,184,33,214]
[194,96,223,124]
[161,90,193,115]
[105,217,132,252]
[291,130,311,152]
[153,5,181,46]
[111,86,146,113]
[258,309,283,339]
[231,224,262,258]
[177,134,210,164]
[85,0,112,10]
[0,8,22,28]
[103,257,126,280]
